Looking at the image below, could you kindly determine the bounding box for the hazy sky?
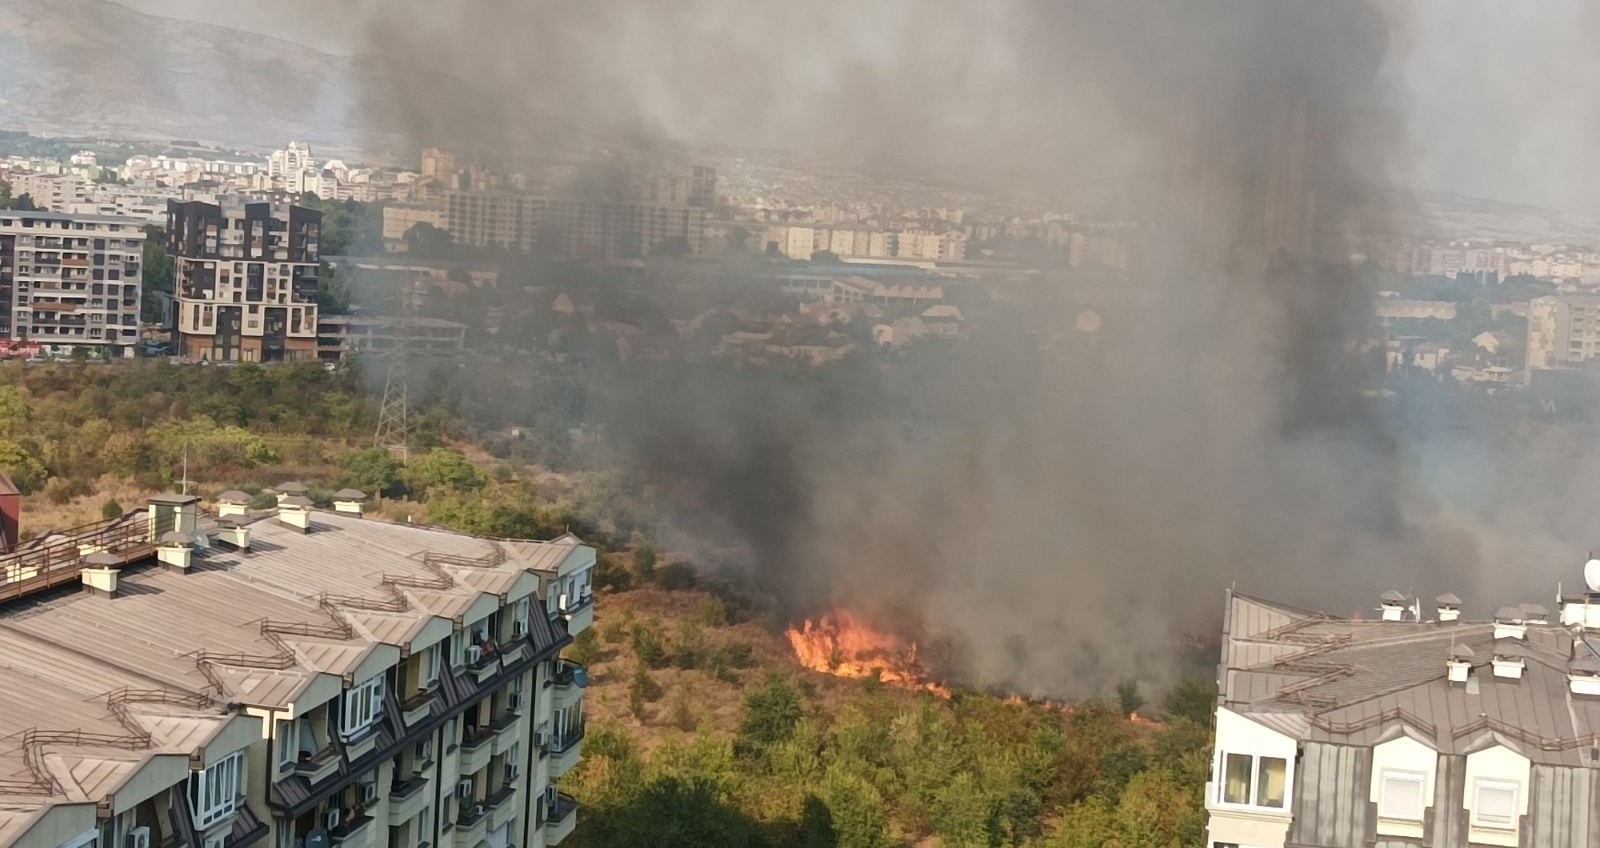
[109,0,1600,212]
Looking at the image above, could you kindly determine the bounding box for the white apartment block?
[0,488,595,848]
[1210,571,1600,848]
[1526,295,1600,372]
[0,211,145,354]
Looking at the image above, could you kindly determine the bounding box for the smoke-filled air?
[311,0,1589,697]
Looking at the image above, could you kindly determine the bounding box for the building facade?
[167,201,322,363]
[315,315,467,362]
[1209,574,1600,848]
[0,210,146,355]
[1526,295,1600,372]
[0,489,594,848]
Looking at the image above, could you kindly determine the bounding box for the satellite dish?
[1584,558,1600,593]
[573,667,590,688]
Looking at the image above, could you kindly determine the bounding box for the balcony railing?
[552,659,587,687]
[547,792,578,825]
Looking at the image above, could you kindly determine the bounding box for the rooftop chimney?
[1447,643,1474,683]
[1571,652,1600,696]
[1493,606,1527,640]
[277,494,312,533]
[80,551,121,598]
[1380,590,1408,622]
[275,482,309,507]
[214,515,251,551]
[1492,638,1526,680]
[332,489,368,517]
[157,530,192,572]
[1436,593,1462,624]
[146,493,199,543]
[215,490,251,518]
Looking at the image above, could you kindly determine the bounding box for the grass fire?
[785,610,953,698]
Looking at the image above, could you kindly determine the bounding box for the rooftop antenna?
[374,280,423,463]
[180,443,189,496]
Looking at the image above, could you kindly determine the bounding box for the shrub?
[737,677,803,750]
[629,667,663,720]
[100,499,124,520]
[567,628,601,666]
[631,620,669,668]
[656,562,698,591]
[631,543,658,581]
[1117,679,1144,717]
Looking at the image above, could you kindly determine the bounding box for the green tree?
[0,439,47,493]
[817,766,893,848]
[403,222,454,256]
[737,677,803,749]
[101,499,124,520]
[632,543,658,582]
[629,666,663,720]
[340,447,404,498]
[1163,676,1217,725]
[404,448,486,499]
[1116,679,1145,717]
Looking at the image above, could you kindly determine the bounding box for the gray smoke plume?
[334,0,1512,697]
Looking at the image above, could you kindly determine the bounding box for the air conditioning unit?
[505,763,519,781]
[128,827,152,848]
[458,779,474,799]
[532,730,547,748]
[360,780,378,804]
[508,693,521,711]
[466,645,482,663]
[558,593,570,612]
[203,835,227,848]
[324,809,340,830]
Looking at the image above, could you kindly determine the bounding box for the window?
[188,750,244,830]
[275,719,296,771]
[341,676,385,739]
[424,641,443,685]
[1473,779,1518,829]
[1379,769,1425,820]
[1218,752,1287,809]
[513,598,531,637]
[450,631,467,669]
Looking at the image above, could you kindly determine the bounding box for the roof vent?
[1571,653,1600,696]
[215,490,251,518]
[1521,603,1550,625]
[277,494,312,533]
[332,489,367,517]
[275,482,309,507]
[1436,593,1462,624]
[1493,606,1527,640]
[80,551,121,598]
[1380,590,1408,622]
[1448,643,1474,683]
[214,515,251,551]
[1492,638,1526,680]
[157,529,192,572]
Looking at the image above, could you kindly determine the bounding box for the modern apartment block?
[167,201,321,363]
[0,488,594,848]
[1525,295,1600,372]
[1209,568,1600,848]
[0,210,145,355]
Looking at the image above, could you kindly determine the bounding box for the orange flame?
[785,611,951,698]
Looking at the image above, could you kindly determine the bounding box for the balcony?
[552,660,586,711]
[545,793,579,846]
[549,724,585,778]
[486,782,519,831]
[468,646,501,682]
[294,744,340,784]
[387,774,430,826]
[459,726,493,775]
[561,596,595,636]
[400,689,434,727]
[454,804,489,846]
[343,726,379,762]
[328,813,374,848]
[491,711,522,755]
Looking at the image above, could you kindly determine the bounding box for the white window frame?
[470,616,492,646]
[1472,778,1519,829]
[1378,769,1426,821]
[423,641,443,686]
[189,750,244,830]
[340,676,385,740]
[1214,751,1289,811]
[450,631,467,669]
[275,718,296,772]
[513,598,531,637]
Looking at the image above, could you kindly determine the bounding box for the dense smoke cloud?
[335,0,1515,696]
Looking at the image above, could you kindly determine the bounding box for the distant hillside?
[0,0,569,159]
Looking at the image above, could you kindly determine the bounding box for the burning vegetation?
[785,610,953,698]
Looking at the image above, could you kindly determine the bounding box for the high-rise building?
[690,165,717,209]
[0,210,146,355]
[1526,295,1600,372]
[1209,569,1600,848]
[444,190,704,259]
[421,147,458,184]
[0,488,594,848]
[167,200,322,363]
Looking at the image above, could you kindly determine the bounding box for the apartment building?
[167,201,321,363]
[0,211,145,355]
[1525,295,1600,372]
[444,190,705,260]
[315,315,467,362]
[0,488,595,848]
[1209,568,1600,848]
